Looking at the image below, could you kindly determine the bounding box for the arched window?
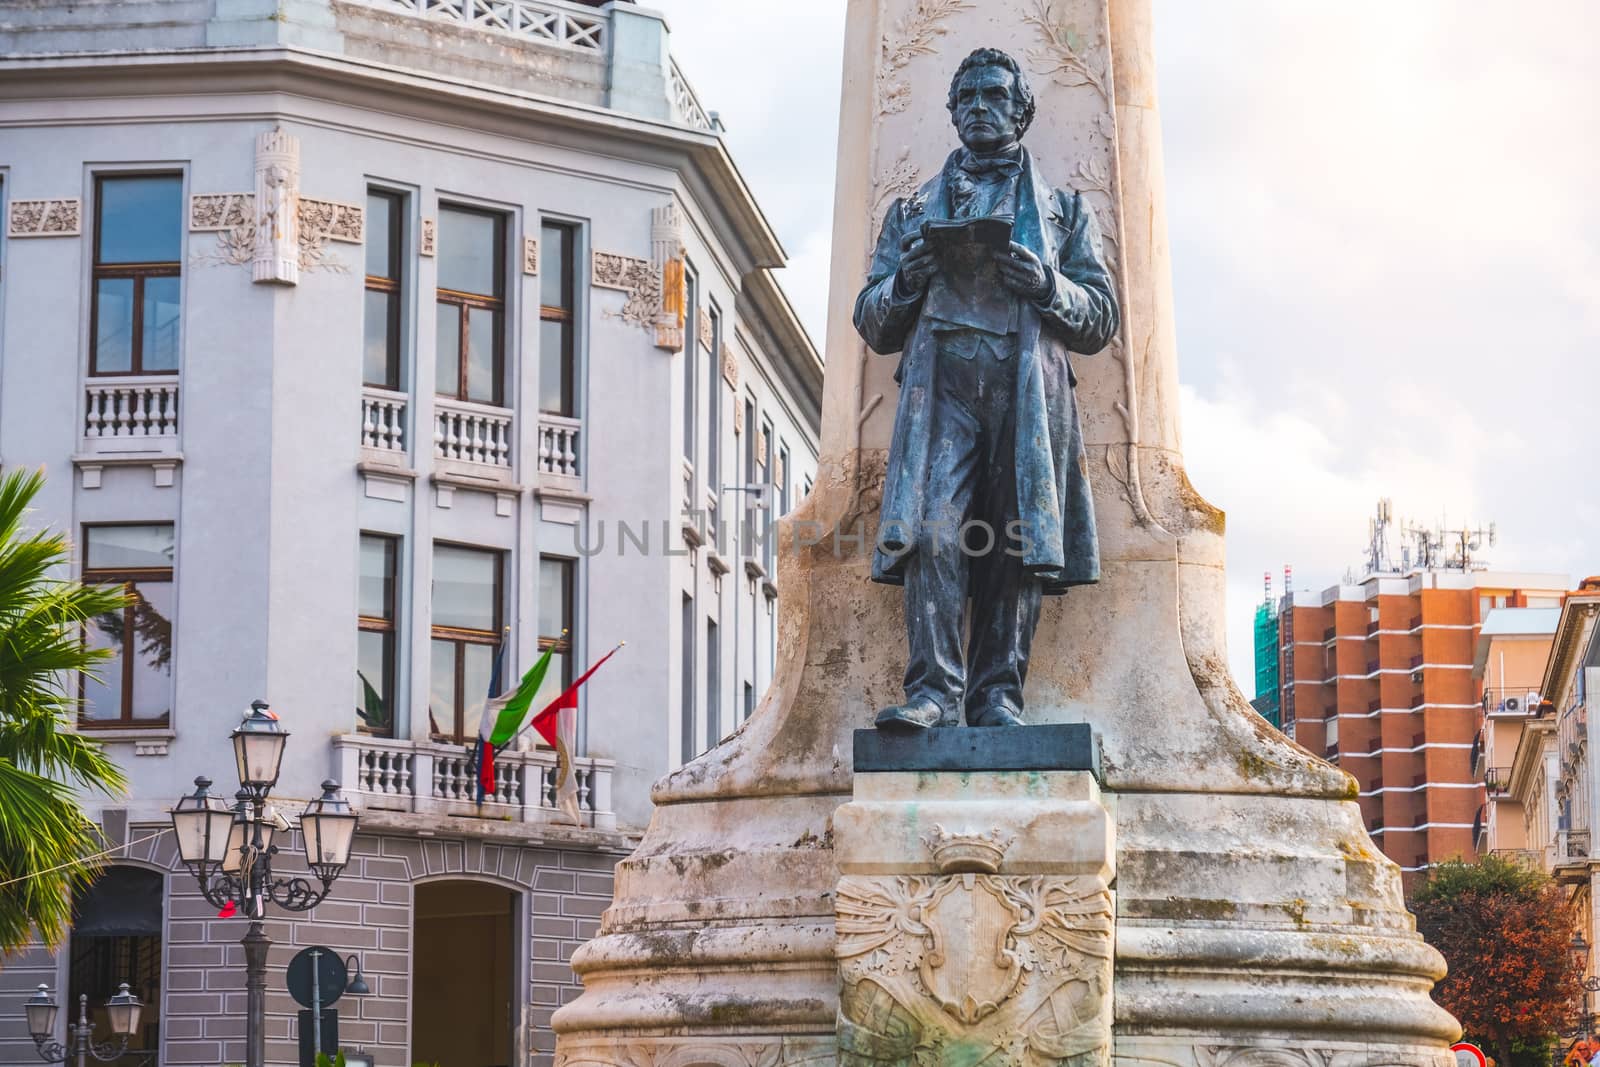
[68,866,162,1063]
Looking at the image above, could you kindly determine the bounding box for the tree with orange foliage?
[1410,856,1584,1067]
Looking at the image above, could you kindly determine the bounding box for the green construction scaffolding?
[1252,598,1281,729]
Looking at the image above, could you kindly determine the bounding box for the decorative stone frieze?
[299,197,364,244]
[189,193,253,232]
[592,251,660,330]
[523,234,539,275]
[697,305,713,350]
[420,217,436,256]
[721,341,739,387]
[8,198,80,237]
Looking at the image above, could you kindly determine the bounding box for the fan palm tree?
[0,468,129,957]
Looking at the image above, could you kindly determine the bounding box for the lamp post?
[24,982,148,1067]
[169,700,359,1067]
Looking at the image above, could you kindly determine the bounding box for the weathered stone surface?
[553,0,1461,1063]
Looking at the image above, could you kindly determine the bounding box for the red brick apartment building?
[1278,570,1567,877]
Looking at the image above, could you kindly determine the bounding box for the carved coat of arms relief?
[836,828,1114,1067]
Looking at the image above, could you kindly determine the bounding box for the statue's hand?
[994,242,1053,302]
[893,232,938,299]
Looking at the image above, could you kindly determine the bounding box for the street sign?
[296,1008,338,1067]
[1452,1043,1487,1067]
[287,946,347,1009]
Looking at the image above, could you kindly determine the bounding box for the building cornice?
[0,45,789,274]
[1542,595,1600,709]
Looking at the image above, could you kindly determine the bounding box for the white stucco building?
[0,1,821,1064]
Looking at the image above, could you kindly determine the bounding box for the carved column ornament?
[697,307,714,351]
[8,199,81,237]
[253,128,301,285]
[420,218,436,257]
[721,342,740,388]
[523,235,539,276]
[651,202,686,350]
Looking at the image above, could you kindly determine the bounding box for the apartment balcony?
[333,734,616,831]
[75,375,181,487]
[433,396,515,493]
[1490,847,1546,871]
[1485,766,1511,795]
[1556,828,1592,883]
[536,412,582,489]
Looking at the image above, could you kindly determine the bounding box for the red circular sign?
[1453,1043,1487,1067]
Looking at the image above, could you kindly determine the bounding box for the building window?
[759,418,774,569]
[357,534,399,737]
[435,206,505,406]
[81,524,174,727]
[91,175,183,376]
[778,442,791,516]
[68,867,163,1060]
[706,306,721,496]
[682,268,699,472]
[744,681,754,722]
[429,544,503,744]
[364,190,404,390]
[539,222,577,416]
[538,556,575,713]
[680,593,694,763]
[706,617,720,750]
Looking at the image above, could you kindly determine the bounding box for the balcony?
[360,386,408,459]
[434,396,514,485]
[537,413,582,488]
[76,375,181,487]
[333,735,616,831]
[1484,766,1511,794]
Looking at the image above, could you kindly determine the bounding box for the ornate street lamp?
[169,700,358,1067]
[24,982,149,1067]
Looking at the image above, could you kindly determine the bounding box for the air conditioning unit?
[1503,696,1521,713]
[1411,671,1423,684]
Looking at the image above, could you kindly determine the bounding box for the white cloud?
[657,2,1600,695]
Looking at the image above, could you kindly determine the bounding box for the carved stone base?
[835,768,1114,1066]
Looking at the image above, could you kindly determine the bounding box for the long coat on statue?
[854,147,1121,593]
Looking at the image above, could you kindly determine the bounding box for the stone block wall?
[0,822,627,1067]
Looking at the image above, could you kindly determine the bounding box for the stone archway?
[412,879,518,1067]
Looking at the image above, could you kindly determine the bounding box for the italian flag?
[528,644,623,825]
[474,646,554,803]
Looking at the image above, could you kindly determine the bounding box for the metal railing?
[334,735,616,830]
[1485,766,1512,794]
[1482,686,1544,716]
[1560,829,1591,863]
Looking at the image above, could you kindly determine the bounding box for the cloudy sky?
[653,0,1600,687]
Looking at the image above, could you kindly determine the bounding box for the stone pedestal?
[837,728,1113,1065]
[552,1,1461,1064]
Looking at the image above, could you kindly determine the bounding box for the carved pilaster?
[651,202,686,350]
[253,128,300,285]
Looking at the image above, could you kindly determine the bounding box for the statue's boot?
[873,699,947,730]
[967,704,1024,728]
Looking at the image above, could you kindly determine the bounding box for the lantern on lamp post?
[168,700,359,1067]
[22,982,149,1067]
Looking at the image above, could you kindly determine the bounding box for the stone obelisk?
[553,1,1460,1064]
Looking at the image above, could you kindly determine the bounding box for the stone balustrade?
[351,0,606,52]
[434,396,512,469]
[83,376,179,450]
[537,412,581,484]
[669,57,715,132]
[361,387,408,455]
[333,734,616,831]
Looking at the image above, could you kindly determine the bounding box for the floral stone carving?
[8,198,80,237]
[836,865,1113,1065]
[592,251,661,331]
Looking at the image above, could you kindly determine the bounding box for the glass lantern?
[232,700,289,792]
[24,984,57,1040]
[104,982,143,1039]
[169,777,235,871]
[300,780,359,881]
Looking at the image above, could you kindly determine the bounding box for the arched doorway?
[412,880,518,1067]
[67,865,163,1065]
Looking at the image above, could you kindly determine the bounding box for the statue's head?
[947,48,1036,153]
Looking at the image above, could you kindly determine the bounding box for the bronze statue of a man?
[854,47,1120,731]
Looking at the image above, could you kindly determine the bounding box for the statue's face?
[952,64,1023,152]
